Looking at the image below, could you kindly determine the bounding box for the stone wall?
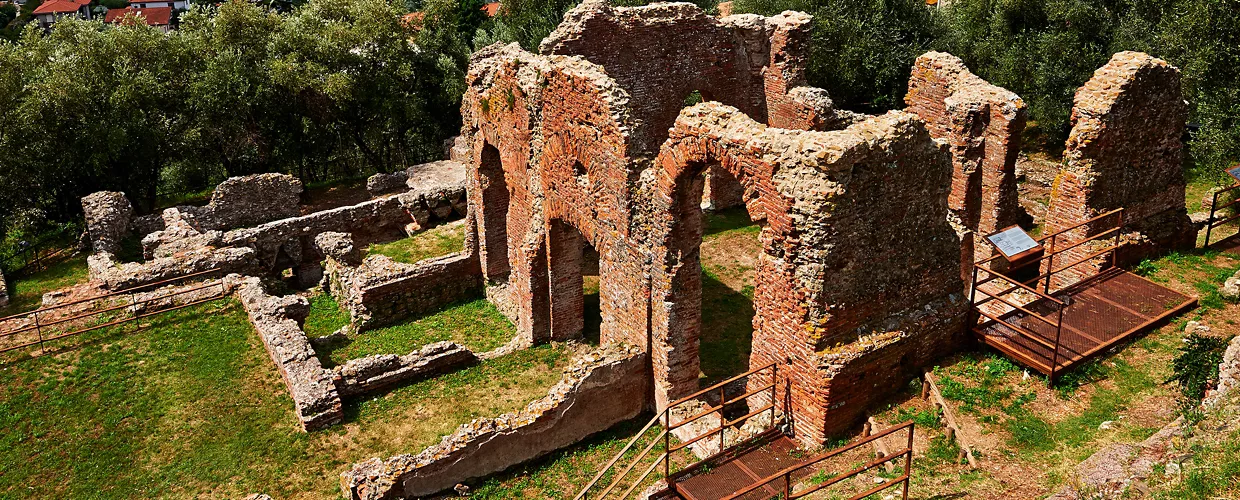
[906,51,1028,266]
[340,344,648,499]
[1046,51,1195,287]
[321,230,483,332]
[650,105,967,443]
[332,341,477,397]
[88,246,257,290]
[234,276,344,431]
[81,191,134,255]
[539,0,860,209]
[461,8,965,445]
[84,163,469,290]
[179,173,303,232]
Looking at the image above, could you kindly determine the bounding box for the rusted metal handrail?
[721,421,914,500]
[0,271,229,357]
[969,209,1128,385]
[0,268,223,324]
[1205,183,1240,247]
[576,362,783,500]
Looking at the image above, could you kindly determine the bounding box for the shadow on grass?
[704,206,758,238]
[0,255,89,318]
[699,271,755,386]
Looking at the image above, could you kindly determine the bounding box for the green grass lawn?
[303,291,351,338]
[313,296,515,367]
[366,222,466,264]
[0,297,574,499]
[0,255,89,317]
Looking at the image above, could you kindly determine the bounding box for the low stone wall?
[1205,334,1240,409]
[88,247,257,290]
[322,232,483,332]
[234,276,343,431]
[332,341,477,397]
[341,344,648,499]
[83,164,469,289]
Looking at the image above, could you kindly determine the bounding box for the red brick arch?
[646,106,801,408]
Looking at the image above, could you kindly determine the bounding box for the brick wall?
[906,52,1028,266]
[461,7,966,446]
[651,105,966,444]
[1046,51,1194,288]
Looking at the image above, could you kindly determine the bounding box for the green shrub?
[1166,333,1230,402]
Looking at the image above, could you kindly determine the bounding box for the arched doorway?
[662,159,762,390]
[478,142,510,282]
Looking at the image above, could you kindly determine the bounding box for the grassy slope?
[0,255,89,317]
[0,292,573,499]
[366,222,466,264]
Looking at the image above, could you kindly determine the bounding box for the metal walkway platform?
[672,435,806,500]
[974,267,1195,378]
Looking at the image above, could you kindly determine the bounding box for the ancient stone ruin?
[1046,51,1195,286]
[458,0,963,448]
[60,3,1201,498]
[906,51,1029,277]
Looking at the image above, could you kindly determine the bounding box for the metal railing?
[1,226,79,277]
[576,362,783,500]
[0,268,228,358]
[1204,184,1240,248]
[969,209,1125,383]
[721,421,915,500]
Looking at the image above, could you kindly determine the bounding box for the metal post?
[1113,210,1124,268]
[719,385,727,455]
[1048,304,1065,387]
[769,364,777,430]
[34,310,44,355]
[902,423,914,500]
[966,265,980,337]
[1044,234,1056,294]
[1206,189,1220,247]
[663,411,670,483]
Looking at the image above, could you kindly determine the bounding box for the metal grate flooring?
[975,268,1195,377]
[674,436,809,500]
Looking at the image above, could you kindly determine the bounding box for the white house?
[32,0,90,29]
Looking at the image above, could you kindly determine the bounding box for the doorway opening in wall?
[581,242,602,345]
[479,142,511,282]
[546,218,602,344]
[677,162,761,388]
[699,203,760,387]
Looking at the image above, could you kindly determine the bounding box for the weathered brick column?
[906,52,1028,267]
[1046,51,1194,288]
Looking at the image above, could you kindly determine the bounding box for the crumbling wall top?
[538,0,817,155]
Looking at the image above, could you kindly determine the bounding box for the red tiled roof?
[104,6,171,25]
[481,2,500,17]
[401,11,423,25]
[32,0,83,15]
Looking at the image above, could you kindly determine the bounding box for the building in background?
[31,0,90,29]
[103,6,172,32]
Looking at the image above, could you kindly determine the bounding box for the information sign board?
[985,226,1043,262]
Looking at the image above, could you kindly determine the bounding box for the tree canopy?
[0,0,471,242]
